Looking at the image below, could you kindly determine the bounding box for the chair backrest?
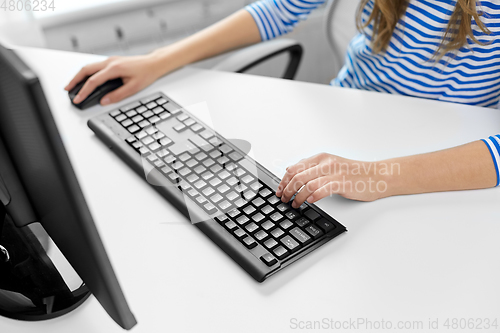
[324,0,359,75]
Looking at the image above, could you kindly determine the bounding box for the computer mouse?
[68,76,123,110]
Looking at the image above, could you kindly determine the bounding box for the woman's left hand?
[276,153,398,206]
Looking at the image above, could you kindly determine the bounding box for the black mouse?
[68,76,123,110]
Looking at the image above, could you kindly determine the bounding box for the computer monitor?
[0,44,137,329]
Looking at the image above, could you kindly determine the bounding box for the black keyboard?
[88,92,346,282]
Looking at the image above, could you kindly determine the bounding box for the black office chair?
[212,0,357,80]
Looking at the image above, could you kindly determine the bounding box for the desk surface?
[2,47,500,333]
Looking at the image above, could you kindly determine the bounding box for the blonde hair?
[356,0,491,59]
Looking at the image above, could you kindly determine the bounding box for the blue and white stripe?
[246,0,500,185]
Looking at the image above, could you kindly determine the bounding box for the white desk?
[2,47,500,333]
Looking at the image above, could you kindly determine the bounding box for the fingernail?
[306,195,314,203]
[292,201,298,208]
[73,95,81,103]
[101,97,110,105]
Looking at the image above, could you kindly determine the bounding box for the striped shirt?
[245,0,500,186]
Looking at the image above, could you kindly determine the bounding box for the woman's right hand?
[64,54,165,106]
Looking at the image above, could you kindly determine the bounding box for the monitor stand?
[0,202,91,321]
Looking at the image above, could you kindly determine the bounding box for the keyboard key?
[186,174,200,183]
[219,144,232,154]
[189,135,213,152]
[127,125,140,133]
[132,115,144,123]
[115,114,127,122]
[243,205,256,215]
[254,230,268,241]
[267,196,280,205]
[234,198,247,207]
[195,152,208,161]
[289,227,312,245]
[226,176,238,186]
[177,113,189,121]
[209,150,222,159]
[209,136,223,146]
[202,187,215,197]
[156,98,167,105]
[270,228,285,238]
[280,235,300,251]
[152,132,165,140]
[273,246,289,259]
[295,217,310,227]
[187,189,199,198]
[259,188,272,197]
[194,180,207,189]
[201,171,214,180]
[200,130,214,140]
[153,107,164,115]
[252,197,265,207]
[125,110,137,117]
[261,220,275,230]
[159,112,171,120]
[218,200,232,210]
[236,215,250,226]
[260,253,277,266]
[218,170,231,179]
[261,205,274,215]
[136,130,147,140]
[225,220,237,230]
[270,212,283,222]
[210,193,223,203]
[316,218,336,233]
[227,208,240,218]
[304,209,321,222]
[149,142,161,151]
[210,164,223,174]
[217,156,230,165]
[226,191,239,201]
[243,191,257,200]
[203,203,217,214]
[242,237,257,249]
[209,178,222,187]
[163,102,182,114]
[110,110,121,117]
[150,116,161,124]
[264,238,278,249]
[122,119,133,127]
[241,175,254,184]
[171,161,184,170]
[138,120,150,128]
[146,102,157,109]
[235,184,247,193]
[159,138,172,146]
[178,153,191,162]
[203,159,215,167]
[233,228,246,239]
[186,159,198,168]
[305,225,324,239]
[184,118,196,126]
[228,152,243,161]
[174,123,187,132]
[234,168,246,177]
[217,184,230,193]
[245,222,259,233]
[136,106,148,113]
[279,219,293,230]
[252,213,265,223]
[143,110,154,118]
[191,124,204,132]
[285,210,300,220]
[276,203,290,212]
[193,165,207,174]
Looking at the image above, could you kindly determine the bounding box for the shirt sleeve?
[481,135,500,187]
[245,0,326,41]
